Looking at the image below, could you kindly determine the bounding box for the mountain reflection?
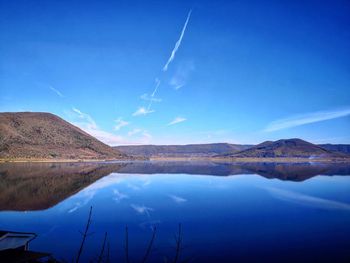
[117,161,350,180]
[0,161,349,211]
[0,162,127,211]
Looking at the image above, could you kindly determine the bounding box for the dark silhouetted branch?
[106,240,110,263]
[97,232,108,263]
[125,225,130,263]
[141,226,157,263]
[76,206,93,263]
[173,223,183,263]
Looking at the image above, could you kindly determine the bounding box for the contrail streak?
[162,10,192,72]
[147,78,161,110]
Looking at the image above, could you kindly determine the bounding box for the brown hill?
[0,112,126,160]
[219,138,347,159]
[114,143,252,158]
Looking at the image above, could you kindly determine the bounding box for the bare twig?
[97,232,108,263]
[76,206,93,263]
[125,225,130,263]
[173,223,183,263]
[106,240,110,263]
[141,226,157,263]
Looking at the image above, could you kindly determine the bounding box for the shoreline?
[0,158,136,163]
[1,157,350,164]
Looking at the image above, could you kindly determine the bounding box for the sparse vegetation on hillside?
[0,112,126,160]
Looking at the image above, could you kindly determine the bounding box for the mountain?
[114,143,252,158]
[319,144,350,155]
[219,138,347,159]
[0,112,126,160]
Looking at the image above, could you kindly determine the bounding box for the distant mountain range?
[0,112,349,161]
[0,112,126,160]
[217,138,348,159]
[319,144,350,154]
[115,139,350,160]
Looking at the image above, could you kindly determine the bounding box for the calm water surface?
[0,161,350,262]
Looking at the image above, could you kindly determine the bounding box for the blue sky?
[1,0,349,145]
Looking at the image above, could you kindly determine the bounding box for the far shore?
[150,157,350,163]
[1,156,350,163]
[0,158,136,163]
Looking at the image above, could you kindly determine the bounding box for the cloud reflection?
[131,204,154,217]
[169,194,187,204]
[113,189,129,202]
[263,186,350,211]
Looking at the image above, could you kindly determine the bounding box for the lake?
[1,161,350,262]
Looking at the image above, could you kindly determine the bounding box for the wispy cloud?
[128,130,152,144]
[132,107,155,116]
[114,118,129,131]
[147,78,161,111]
[72,107,97,129]
[141,93,162,103]
[263,186,350,211]
[168,117,187,126]
[70,107,125,146]
[169,194,187,204]
[49,85,64,98]
[133,10,192,118]
[169,61,195,90]
[163,10,192,72]
[134,79,160,118]
[142,131,152,140]
[128,128,142,136]
[264,107,350,132]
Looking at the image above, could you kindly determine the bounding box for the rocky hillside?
[0,112,126,160]
[219,139,347,159]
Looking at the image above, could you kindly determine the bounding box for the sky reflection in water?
[0,162,350,262]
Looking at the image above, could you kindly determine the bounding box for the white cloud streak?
[168,117,187,126]
[140,94,162,103]
[162,10,192,72]
[70,109,153,144]
[114,118,129,131]
[128,128,142,136]
[169,60,195,90]
[132,107,155,116]
[72,107,97,129]
[147,78,161,110]
[71,107,125,146]
[49,86,64,98]
[264,108,350,132]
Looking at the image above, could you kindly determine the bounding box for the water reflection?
[0,162,127,211]
[0,161,350,262]
[1,161,350,211]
